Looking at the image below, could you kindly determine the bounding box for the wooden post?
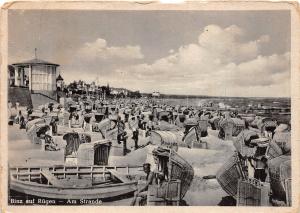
[14,68,19,86]
[177,180,181,206]
[103,166,106,180]
[20,67,24,87]
[29,65,32,91]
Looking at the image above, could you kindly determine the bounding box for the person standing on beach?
[132,128,139,150]
[117,117,128,155]
[129,116,139,150]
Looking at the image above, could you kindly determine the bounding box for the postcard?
[1,1,299,213]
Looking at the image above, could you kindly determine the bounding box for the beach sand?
[8,125,234,205]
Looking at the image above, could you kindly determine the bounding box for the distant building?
[152,92,160,97]
[110,90,119,95]
[198,100,214,107]
[56,74,64,91]
[218,102,226,109]
[110,88,129,96]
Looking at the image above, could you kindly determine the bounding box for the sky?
[8,10,290,97]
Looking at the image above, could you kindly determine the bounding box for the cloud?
[197,25,270,63]
[63,25,289,97]
[113,25,290,97]
[77,38,144,61]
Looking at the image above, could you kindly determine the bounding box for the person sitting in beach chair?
[27,107,33,117]
[69,111,82,128]
[19,115,26,129]
[131,163,159,206]
[44,134,59,151]
[249,155,268,182]
[49,117,58,135]
[48,103,54,112]
[15,110,22,124]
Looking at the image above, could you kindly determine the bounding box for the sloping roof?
[151,130,179,145]
[56,74,64,81]
[12,58,59,66]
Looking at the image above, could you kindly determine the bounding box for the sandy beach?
[8,123,234,206]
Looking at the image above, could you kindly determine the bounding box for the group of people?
[8,101,26,129]
[235,117,291,182]
[8,94,291,159]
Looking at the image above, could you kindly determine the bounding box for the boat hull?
[10,179,137,200]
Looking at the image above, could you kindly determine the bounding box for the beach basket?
[272,132,291,154]
[159,111,170,121]
[232,118,245,137]
[219,118,235,140]
[178,114,186,123]
[233,130,259,157]
[94,118,111,133]
[210,116,221,130]
[63,132,81,156]
[183,127,198,147]
[169,153,193,199]
[266,141,283,160]
[237,178,270,206]
[251,138,269,157]
[61,112,69,126]
[150,131,179,151]
[258,118,277,135]
[152,147,194,200]
[96,106,106,114]
[216,152,246,197]
[147,180,181,206]
[198,120,208,134]
[94,113,105,123]
[284,178,292,206]
[268,155,291,202]
[241,115,255,123]
[77,140,111,165]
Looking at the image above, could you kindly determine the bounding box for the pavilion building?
[8,57,62,107]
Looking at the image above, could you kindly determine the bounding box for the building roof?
[56,74,64,81]
[12,58,60,67]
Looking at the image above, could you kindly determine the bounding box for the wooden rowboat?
[9,165,143,200]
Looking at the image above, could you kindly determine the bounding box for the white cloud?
[198,25,269,63]
[113,25,290,97]
[78,38,144,61]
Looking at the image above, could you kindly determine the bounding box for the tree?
[128,90,141,98]
[106,83,110,96]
